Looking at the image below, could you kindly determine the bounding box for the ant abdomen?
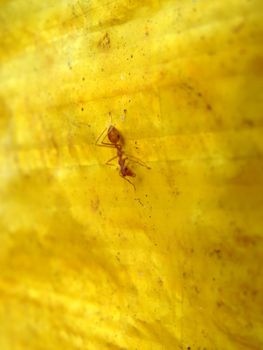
[122,166,136,177]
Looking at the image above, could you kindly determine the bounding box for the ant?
[95,125,150,190]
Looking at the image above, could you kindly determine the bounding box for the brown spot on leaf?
[209,248,222,258]
[90,197,100,212]
[232,21,245,33]
[98,32,111,49]
[242,119,254,127]
[234,230,260,247]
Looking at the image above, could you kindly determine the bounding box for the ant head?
[108,125,122,144]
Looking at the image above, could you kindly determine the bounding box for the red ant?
[95,125,150,190]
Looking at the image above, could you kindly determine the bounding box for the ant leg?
[125,154,151,169]
[96,143,115,148]
[124,177,136,192]
[95,127,107,144]
[105,155,118,166]
[95,127,115,148]
[119,171,136,191]
[70,120,91,128]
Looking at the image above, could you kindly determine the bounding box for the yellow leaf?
[0,0,262,349]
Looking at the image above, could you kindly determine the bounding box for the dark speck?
[81,108,84,111]
[243,119,254,127]
[82,77,85,81]
[206,104,212,111]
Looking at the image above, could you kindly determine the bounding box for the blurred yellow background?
[0,0,262,349]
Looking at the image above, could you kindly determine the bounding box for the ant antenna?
[108,111,115,127]
[67,116,91,129]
